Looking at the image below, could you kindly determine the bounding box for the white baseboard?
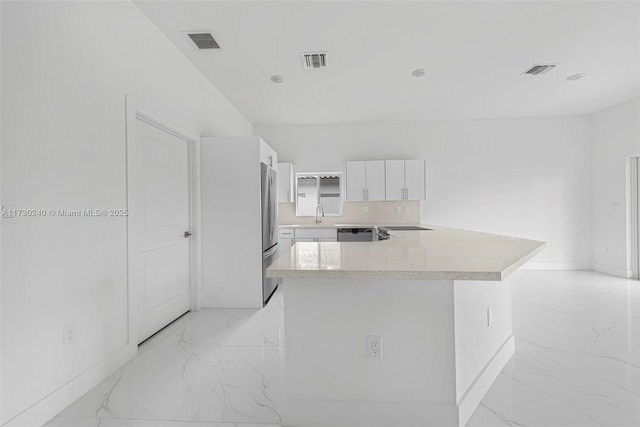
[457,335,515,427]
[280,397,459,427]
[4,344,137,427]
[592,263,633,279]
[520,262,591,270]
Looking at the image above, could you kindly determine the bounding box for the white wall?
[1,1,251,425]
[0,1,3,422]
[199,137,264,308]
[591,97,640,277]
[257,117,592,269]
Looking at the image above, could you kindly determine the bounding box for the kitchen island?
[267,225,545,427]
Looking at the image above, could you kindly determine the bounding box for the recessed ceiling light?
[270,75,284,84]
[567,73,586,81]
[411,68,426,77]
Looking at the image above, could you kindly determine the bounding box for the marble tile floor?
[45,271,640,427]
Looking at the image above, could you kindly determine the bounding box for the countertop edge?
[267,269,503,281]
[500,242,547,280]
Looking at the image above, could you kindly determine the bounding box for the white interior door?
[129,116,191,343]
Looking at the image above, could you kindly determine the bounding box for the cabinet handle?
[287,189,290,202]
[403,188,408,200]
[365,188,369,201]
[362,189,367,201]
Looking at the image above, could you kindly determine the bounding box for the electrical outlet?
[366,335,383,359]
[487,306,493,326]
[63,323,76,346]
[362,206,369,214]
[395,206,401,213]
[404,207,410,213]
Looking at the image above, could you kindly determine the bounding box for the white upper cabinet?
[384,160,405,201]
[346,161,366,201]
[366,161,386,201]
[404,160,426,201]
[260,139,277,167]
[277,162,294,203]
[346,160,386,201]
[385,160,426,201]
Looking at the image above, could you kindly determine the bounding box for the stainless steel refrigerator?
[261,162,279,305]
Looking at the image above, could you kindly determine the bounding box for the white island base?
[279,277,515,427]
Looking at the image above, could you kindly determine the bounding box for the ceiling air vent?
[301,52,328,69]
[523,64,557,75]
[186,32,220,50]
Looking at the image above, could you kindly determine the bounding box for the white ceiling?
[135,1,640,125]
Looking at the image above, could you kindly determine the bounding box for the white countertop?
[279,223,385,229]
[267,225,545,281]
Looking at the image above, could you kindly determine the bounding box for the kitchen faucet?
[315,204,325,224]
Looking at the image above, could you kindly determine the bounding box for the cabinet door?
[365,161,386,201]
[405,160,426,200]
[279,238,294,251]
[277,162,293,203]
[385,160,405,201]
[294,228,336,240]
[279,227,294,240]
[346,161,366,201]
[260,139,277,167]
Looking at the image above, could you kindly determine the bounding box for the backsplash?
[279,200,423,226]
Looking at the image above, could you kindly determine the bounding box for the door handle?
[184,231,192,238]
[264,244,278,257]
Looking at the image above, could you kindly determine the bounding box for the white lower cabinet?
[294,228,337,242]
[279,227,338,245]
[279,228,295,250]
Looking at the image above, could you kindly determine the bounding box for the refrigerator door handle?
[264,244,278,258]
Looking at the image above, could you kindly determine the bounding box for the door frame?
[628,155,640,280]
[125,96,201,346]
